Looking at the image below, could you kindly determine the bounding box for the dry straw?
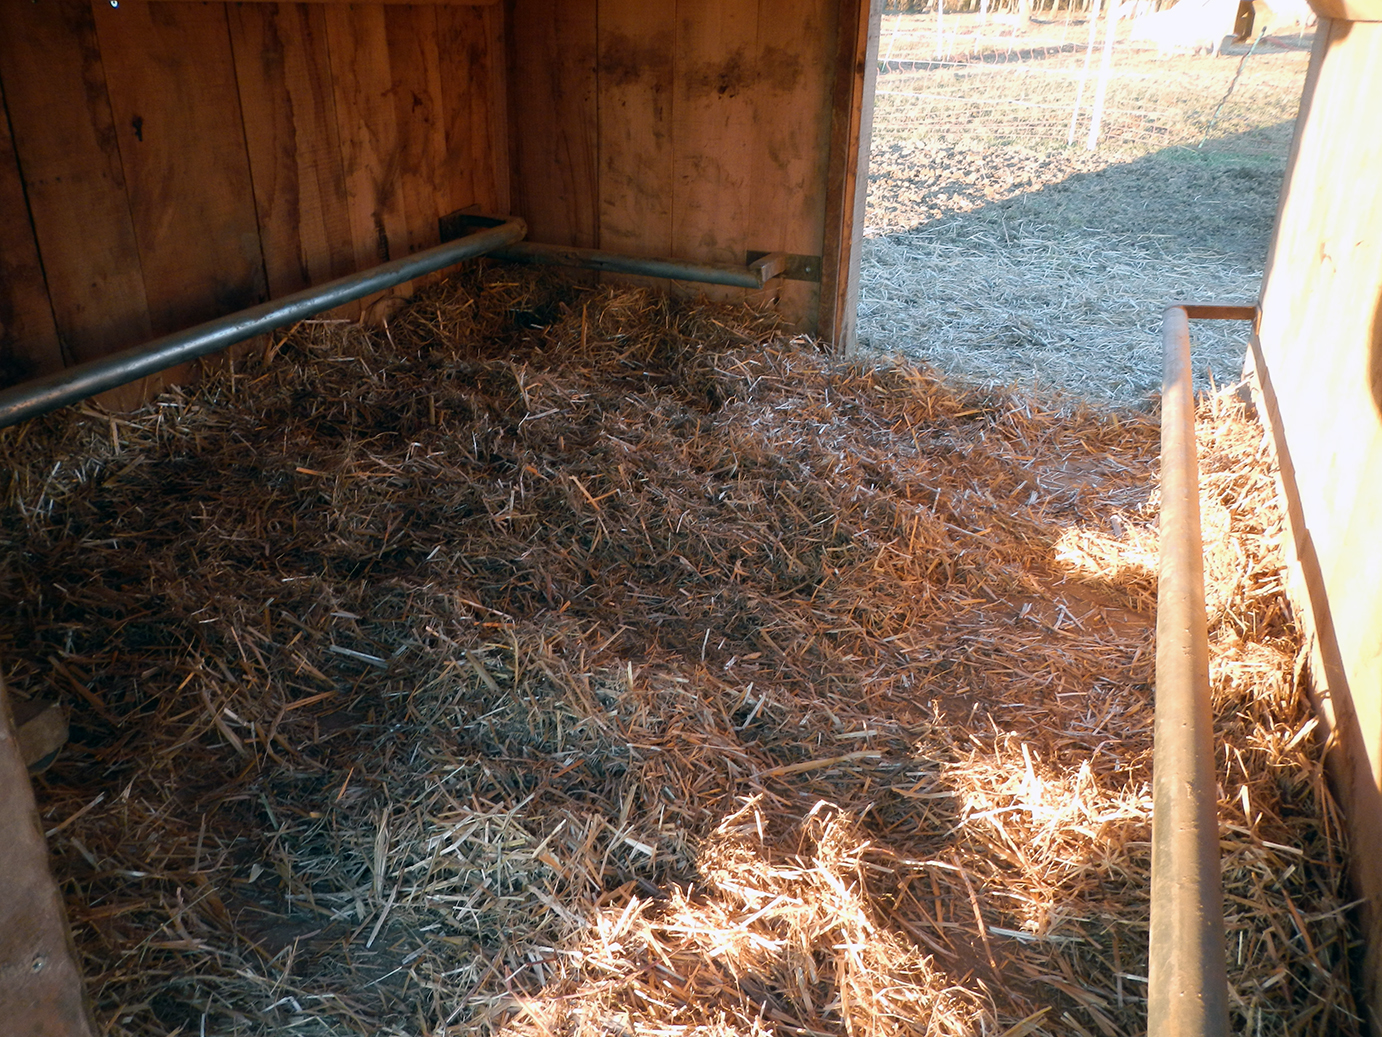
[0,267,1358,1036]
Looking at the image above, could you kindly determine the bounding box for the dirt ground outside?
[859,13,1313,409]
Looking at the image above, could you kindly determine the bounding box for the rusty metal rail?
[1149,302,1256,1037]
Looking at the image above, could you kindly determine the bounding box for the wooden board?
[1252,14,1382,1015]
[0,1,153,371]
[669,0,759,302]
[228,2,355,299]
[93,1,267,338]
[324,5,411,273]
[1306,0,1382,20]
[507,0,599,247]
[747,0,839,330]
[820,0,881,350]
[436,4,510,216]
[0,83,63,386]
[384,5,447,258]
[596,3,676,259]
[0,680,96,1037]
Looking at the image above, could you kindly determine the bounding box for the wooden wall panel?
[0,2,152,370]
[507,0,599,247]
[227,3,354,298]
[0,91,63,386]
[93,2,266,337]
[1253,15,1382,1017]
[436,5,510,216]
[597,5,675,259]
[669,1,758,302]
[384,6,447,257]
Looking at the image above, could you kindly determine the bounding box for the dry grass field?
[860,13,1313,407]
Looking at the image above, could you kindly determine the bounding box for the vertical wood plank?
[0,86,62,386]
[748,0,838,331]
[670,0,759,300]
[436,4,508,216]
[819,0,881,351]
[507,0,598,246]
[93,0,267,338]
[0,0,152,372]
[228,2,354,299]
[384,5,446,256]
[0,683,97,1037]
[597,2,676,257]
[325,4,410,273]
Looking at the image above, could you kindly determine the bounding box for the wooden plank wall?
[1252,13,1382,1020]
[0,1,509,394]
[506,0,847,330]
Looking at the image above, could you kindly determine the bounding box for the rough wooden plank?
[1305,0,1382,20]
[507,0,598,246]
[0,82,63,387]
[747,0,839,331]
[93,0,267,342]
[0,678,96,1037]
[1251,14,1382,1015]
[597,3,675,259]
[325,4,410,273]
[436,4,509,216]
[384,5,446,257]
[0,0,153,374]
[228,2,355,299]
[669,0,759,301]
[819,0,881,351]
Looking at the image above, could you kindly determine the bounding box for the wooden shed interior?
[10,0,1382,1032]
[0,0,876,406]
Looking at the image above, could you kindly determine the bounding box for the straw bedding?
[0,268,1359,1035]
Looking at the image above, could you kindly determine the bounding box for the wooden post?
[0,677,96,1037]
[820,0,883,353]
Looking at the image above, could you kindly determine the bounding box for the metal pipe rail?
[0,216,528,430]
[1149,302,1257,1037]
[490,241,783,289]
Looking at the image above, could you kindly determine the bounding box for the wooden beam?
[819,0,881,353]
[0,679,96,1037]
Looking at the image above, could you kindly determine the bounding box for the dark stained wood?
[384,5,447,257]
[436,4,510,216]
[0,1,152,371]
[819,0,881,350]
[0,85,63,386]
[93,0,267,342]
[325,4,411,273]
[507,0,599,246]
[597,3,675,258]
[228,2,355,298]
[0,679,96,1037]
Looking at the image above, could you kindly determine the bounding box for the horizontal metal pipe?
[491,241,766,290]
[1148,303,1255,1037]
[0,217,528,430]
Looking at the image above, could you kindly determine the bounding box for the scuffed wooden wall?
[506,0,873,335]
[0,0,874,399]
[0,0,508,394]
[1252,9,1382,1018]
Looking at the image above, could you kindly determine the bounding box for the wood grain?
[597,3,675,259]
[93,1,266,339]
[507,0,599,246]
[228,2,354,298]
[0,83,62,386]
[0,0,153,371]
[325,4,410,275]
[819,0,881,350]
[384,5,446,257]
[670,0,759,301]
[0,680,97,1037]
[436,4,509,216]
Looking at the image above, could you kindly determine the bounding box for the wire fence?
[872,12,1311,156]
